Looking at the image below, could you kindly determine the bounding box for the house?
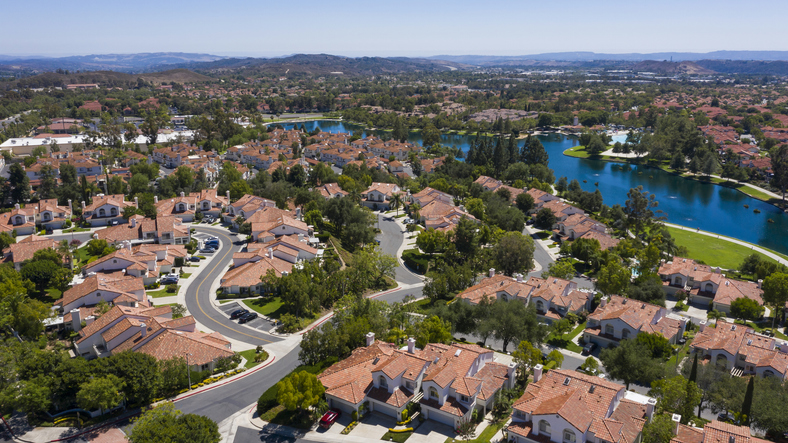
[314,183,348,200]
[82,243,186,285]
[318,334,516,429]
[220,251,293,295]
[81,194,135,227]
[155,193,199,222]
[419,201,477,232]
[34,199,72,230]
[474,176,523,201]
[245,207,309,242]
[192,189,229,217]
[582,295,686,347]
[361,183,401,210]
[658,258,764,316]
[538,200,585,226]
[72,305,233,371]
[94,215,191,246]
[0,204,37,235]
[2,235,65,271]
[456,271,593,324]
[248,234,319,264]
[507,367,655,443]
[410,187,454,207]
[691,319,788,379]
[55,273,147,316]
[224,194,276,224]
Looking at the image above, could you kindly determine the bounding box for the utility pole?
[186,353,192,389]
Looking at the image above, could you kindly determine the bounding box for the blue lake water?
[282,120,788,255]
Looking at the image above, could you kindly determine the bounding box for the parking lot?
[216,301,276,333]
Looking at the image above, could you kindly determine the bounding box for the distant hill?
[694,60,788,76]
[14,69,211,88]
[0,52,225,72]
[430,51,788,65]
[177,54,471,76]
[631,60,715,75]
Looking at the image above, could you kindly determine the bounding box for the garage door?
[328,398,356,415]
[373,402,397,419]
[428,409,456,427]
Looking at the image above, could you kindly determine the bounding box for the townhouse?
[224,194,277,224]
[0,204,38,235]
[474,176,524,201]
[36,198,72,230]
[83,242,187,284]
[419,200,477,232]
[318,334,516,429]
[582,295,686,347]
[94,215,191,246]
[457,271,594,324]
[220,250,293,295]
[72,305,233,371]
[361,182,401,210]
[658,257,764,316]
[314,183,348,200]
[245,206,309,242]
[56,273,147,316]
[2,235,66,271]
[555,214,620,251]
[507,367,655,443]
[81,194,135,227]
[690,319,788,379]
[410,187,454,207]
[192,189,229,217]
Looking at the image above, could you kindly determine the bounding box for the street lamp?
[186,353,193,390]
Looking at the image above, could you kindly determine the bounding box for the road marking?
[192,228,274,344]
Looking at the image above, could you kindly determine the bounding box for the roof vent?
[553,279,557,284]
[589,385,596,394]
[732,325,737,331]
[641,303,646,309]
[373,357,380,364]
[729,437,735,443]
[455,349,462,357]
[434,356,440,364]
[622,299,628,304]
[563,377,571,386]
[747,339,753,346]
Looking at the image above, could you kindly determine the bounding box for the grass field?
[147,286,180,298]
[237,348,269,369]
[666,227,782,270]
[243,297,286,318]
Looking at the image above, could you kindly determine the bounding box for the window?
[564,430,576,443]
[429,387,438,399]
[110,208,117,216]
[705,283,714,293]
[179,204,185,211]
[764,370,775,377]
[738,354,745,361]
[379,375,388,389]
[405,381,414,390]
[622,329,630,339]
[460,394,469,403]
[99,209,106,217]
[14,216,22,224]
[515,410,525,419]
[673,276,682,286]
[539,420,551,435]
[605,325,614,336]
[536,301,544,312]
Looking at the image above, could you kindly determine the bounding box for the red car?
[319,409,341,429]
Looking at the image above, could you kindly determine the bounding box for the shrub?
[351,410,358,421]
[166,284,178,293]
[279,313,300,333]
[174,257,184,267]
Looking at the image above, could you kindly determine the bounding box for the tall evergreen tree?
[520,136,549,166]
[507,133,518,164]
[741,376,754,425]
[688,353,698,383]
[8,163,30,203]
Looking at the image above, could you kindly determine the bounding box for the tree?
[415,316,452,348]
[770,144,788,208]
[624,186,664,239]
[649,375,702,423]
[8,163,30,203]
[751,375,788,434]
[635,332,673,360]
[642,414,677,443]
[0,232,15,250]
[688,353,698,383]
[580,356,599,374]
[741,376,754,426]
[77,375,125,415]
[492,301,547,353]
[392,117,408,143]
[512,341,543,383]
[762,273,788,328]
[38,165,58,199]
[465,197,485,220]
[492,232,534,276]
[729,297,763,322]
[15,379,52,415]
[21,259,68,292]
[542,260,576,280]
[389,193,403,216]
[534,207,556,230]
[129,402,220,443]
[515,192,535,214]
[416,229,448,257]
[520,136,549,166]
[596,260,631,295]
[422,123,441,147]
[545,349,564,367]
[600,339,664,389]
[276,371,326,412]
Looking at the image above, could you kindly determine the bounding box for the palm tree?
[707,309,724,323]
[390,193,403,216]
[234,215,245,229]
[57,239,73,268]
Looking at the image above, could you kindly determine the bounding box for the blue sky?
[3,0,787,57]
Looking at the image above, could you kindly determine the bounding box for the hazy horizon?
[2,0,787,57]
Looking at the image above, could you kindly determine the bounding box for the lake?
[280,120,788,255]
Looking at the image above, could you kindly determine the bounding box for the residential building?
[361,183,401,210]
[456,271,593,324]
[658,258,764,316]
[582,295,686,347]
[319,334,516,429]
[410,187,454,207]
[506,367,655,443]
[245,207,309,242]
[35,198,72,230]
[691,319,788,379]
[56,273,147,315]
[81,194,135,227]
[224,194,276,224]
[314,183,348,200]
[95,215,191,246]
[2,235,65,271]
[0,204,37,235]
[220,251,293,295]
[474,176,524,201]
[82,243,186,285]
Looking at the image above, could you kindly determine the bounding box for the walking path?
[664,222,788,266]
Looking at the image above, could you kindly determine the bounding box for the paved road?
[376,213,423,286]
[175,345,301,424]
[237,427,297,443]
[47,231,97,245]
[186,226,283,346]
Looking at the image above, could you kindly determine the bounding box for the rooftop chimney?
[516,273,523,283]
[267,247,273,259]
[779,342,788,354]
[154,196,158,204]
[68,199,73,214]
[489,268,496,278]
[134,196,139,208]
[226,190,231,200]
[14,203,19,210]
[646,398,657,421]
[671,414,681,434]
[699,320,707,332]
[507,362,517,387]
[180,191,185,198]
[758,279,763,289]
[533,364,543,383]
[140,323,147,338]
[81,201,86,210]
[600,297,607,308]
[70,309,82,332]
[407,337,415,354]
[85,315,95,326]
[131,218,137,228]
[366,332,375,347]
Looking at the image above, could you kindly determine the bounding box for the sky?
[3,0,788,57]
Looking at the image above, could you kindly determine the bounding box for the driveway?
[346,412,390,440]
[411,419,456,443]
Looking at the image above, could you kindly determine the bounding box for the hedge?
[402,248,430,273]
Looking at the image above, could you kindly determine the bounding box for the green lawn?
[546,322,586,353]
[74,247,98,265]
[147,286,180,298]
[383,430,413,442]
[444,421,505,443]
[63,227,90,233]
[243,297,287,318]
[666,227,783,270]
[180,273,192,279]
[237,349,269,369]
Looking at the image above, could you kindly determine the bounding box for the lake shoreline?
[563,145,786,211]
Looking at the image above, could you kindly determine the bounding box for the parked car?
[582,342,597,355]
[230,309,249,320]
[577,365,599,376]
[199,247,216,254]
[717,412,735,424]
[205,240,220,248]
[319,409,341,429]
[161,274,180,284]
[238,312,258,324]
[188,256,201,262]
